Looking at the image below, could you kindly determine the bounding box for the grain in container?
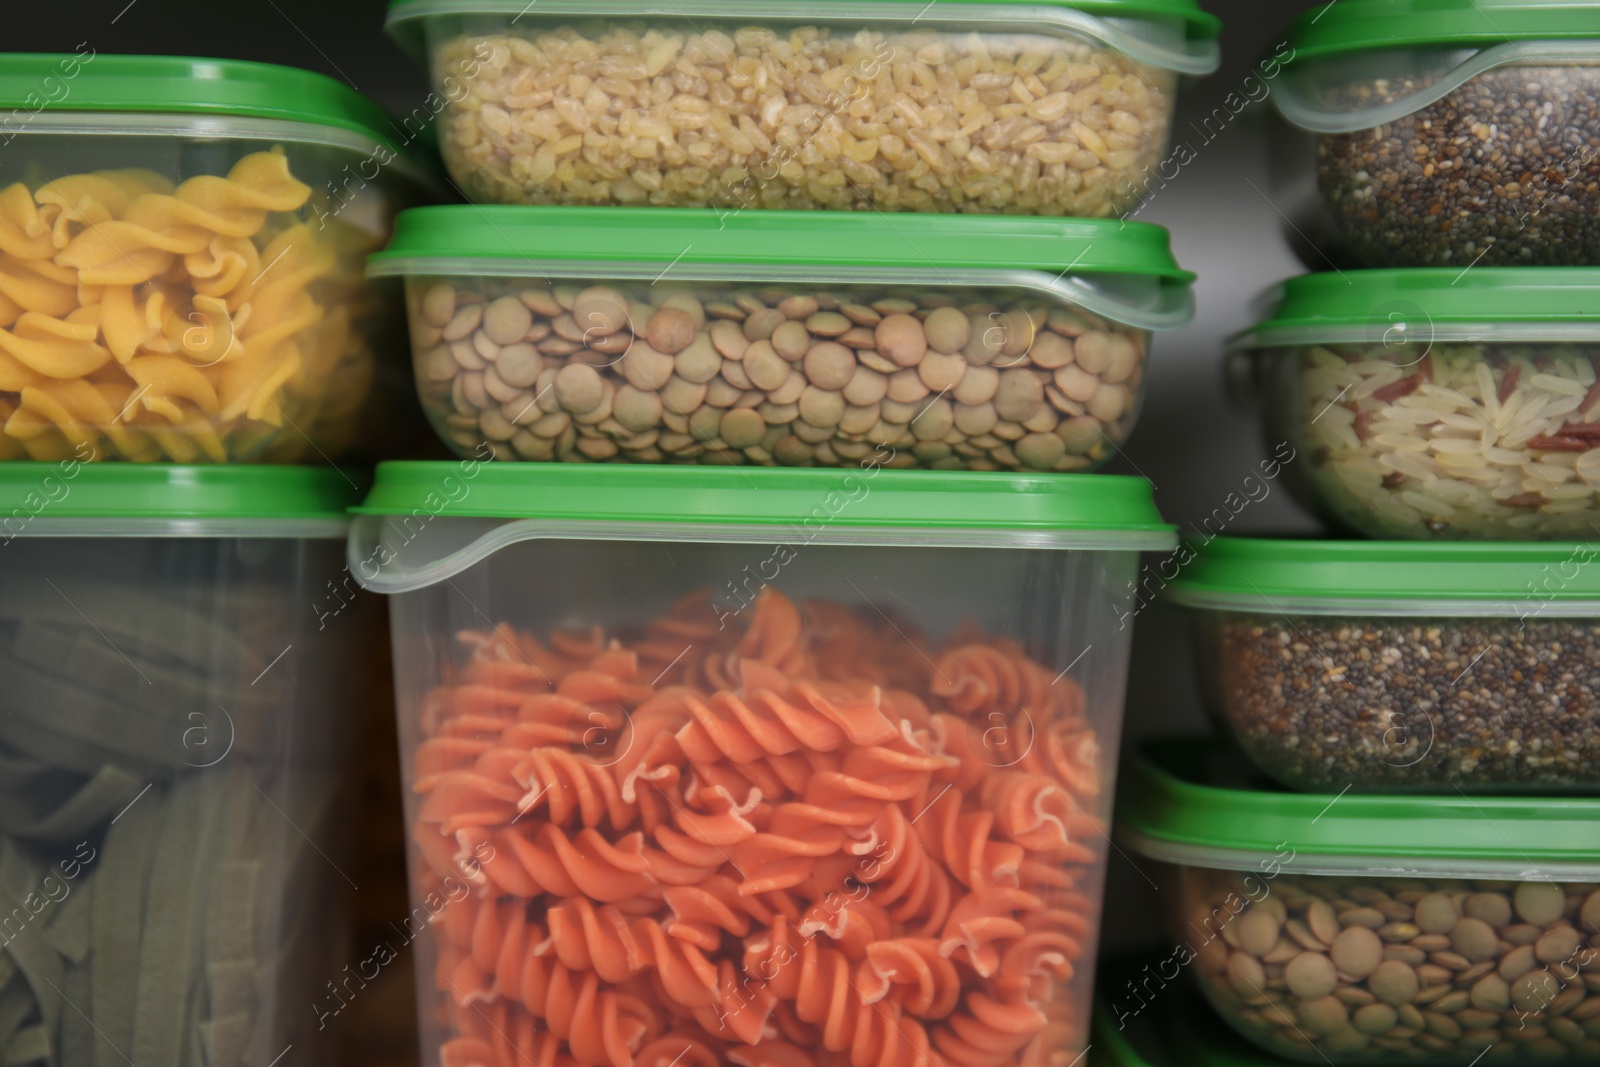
[1118,740,1600,1067]
[348,460,1176,1067]
[1167,536,1600,793]
[1270,0,1600,268]
[1232,268,1600,540]
[382,0,1221,215]
[0,463,375,1067]
[0,53,440,464]
[370,206,1194,471]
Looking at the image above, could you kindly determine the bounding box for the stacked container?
[359,2,1221,1065]
[1108,4,1600,1065]
[0,53,435,1066]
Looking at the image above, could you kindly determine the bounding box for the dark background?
[11,0,1329,1006]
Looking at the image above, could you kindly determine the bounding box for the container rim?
[0,52,421,157]
[1116,740,1600,880]
[1284,1,1600,65]
[1232,267,1600,350]
[347,461,1176,593]
[1164,537,1600,617]
[368,207,1198,331]
[0,464,364,538]
[384,0,1224,75]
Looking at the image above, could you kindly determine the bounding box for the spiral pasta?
[0,150,380,462]
[411,589,1105,1067]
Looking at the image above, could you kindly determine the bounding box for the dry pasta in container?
[382,0,1220,215]
[1232,267,1600,539]
[1118,740,1600,1067]
[369,205,1195,470]
[0,463,378,1067]
[0,53,441,464]
[1270,0,1600,268]
[348,460,1177,1067]
[1166,536,1600,793]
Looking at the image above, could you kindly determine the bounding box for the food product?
[1118,740,1600,1066]
[411,278,1145,470]
[1317,66,1600,268]
[431,25,1175,216]
[0,150,379,463]
[1296,341,1600,539]
[1183,872,1600,1063]
[1214,614,1600,790]
[411,586,1106,1067]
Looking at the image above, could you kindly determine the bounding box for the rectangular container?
[1094,954,1288,1067]
[349,461,1175,1067]
[1270,1,1600,268]
[0,53,440,464]
[0,464,371,1067]
[1234,267,1600,540]
[1167,537,1600,793]
[369,206,1194,471]
[383,0,1220,215]
[1118,741,1600,1067]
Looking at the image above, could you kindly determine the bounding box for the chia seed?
[1208,613,1600,790]
[1316,65,1600,267]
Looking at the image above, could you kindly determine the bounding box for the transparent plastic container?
[1167,537,1600,793]
[1271,2,1600,268]
[0,53,440,464]
[0,464,370,1067]
[1119,742,1600,1067]
[1233,268,1600,540]
[370,206,1195,470]
[1094,953,1287,1067]
[383,0,1220,215]
[349,461,1176,1067]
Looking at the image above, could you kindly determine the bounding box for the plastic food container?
[370,206,1194,470]
[1118,741,1600,1067]
[383,0,1220,216]
[1233,268,1600,540]
[1167,537,1600,793]
[0,53,439,464]
[349,461,1176,1067]
[0,463,370,1066]
[1094,954,1286,1067]
[1271,0,1600,268]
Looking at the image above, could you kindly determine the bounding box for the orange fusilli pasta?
[412,589,1106,1067]
[0,150,380,462]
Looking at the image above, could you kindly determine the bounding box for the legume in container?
[1271,0,1600,268]
[0,464,371,1067]
[1167,537,1600,793]
[1234,268,1600,539]
[349,461,1175,1067]
[0,53,439,463]
[1095,954,1286,1067]
[370,206,1194,470]
[1118,741,1600,1067]
[383,0,1220,215]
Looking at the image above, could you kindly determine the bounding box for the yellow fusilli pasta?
[0,149,378,462]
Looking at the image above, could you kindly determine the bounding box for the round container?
[0,463,371,1067]
[0,53,440,464]
[1118,740,1600,1067]
[1271,0,1600,268]
[1233,268,1600,540]
[383,0,1221,215]
[1167,537,1600,793]
[349,461,1175,1067]
[370,206,1194,471]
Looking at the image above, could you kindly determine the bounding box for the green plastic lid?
[0,464,362,538]
[1286,0,1600,63]
[0,53,409,153]
[1237,267,1600,347]
[351,462,1174,592]
[1166,536,1600,616]
[1117,740,1600,879]
[385,0,1222,75]
[369,207,1196,331]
